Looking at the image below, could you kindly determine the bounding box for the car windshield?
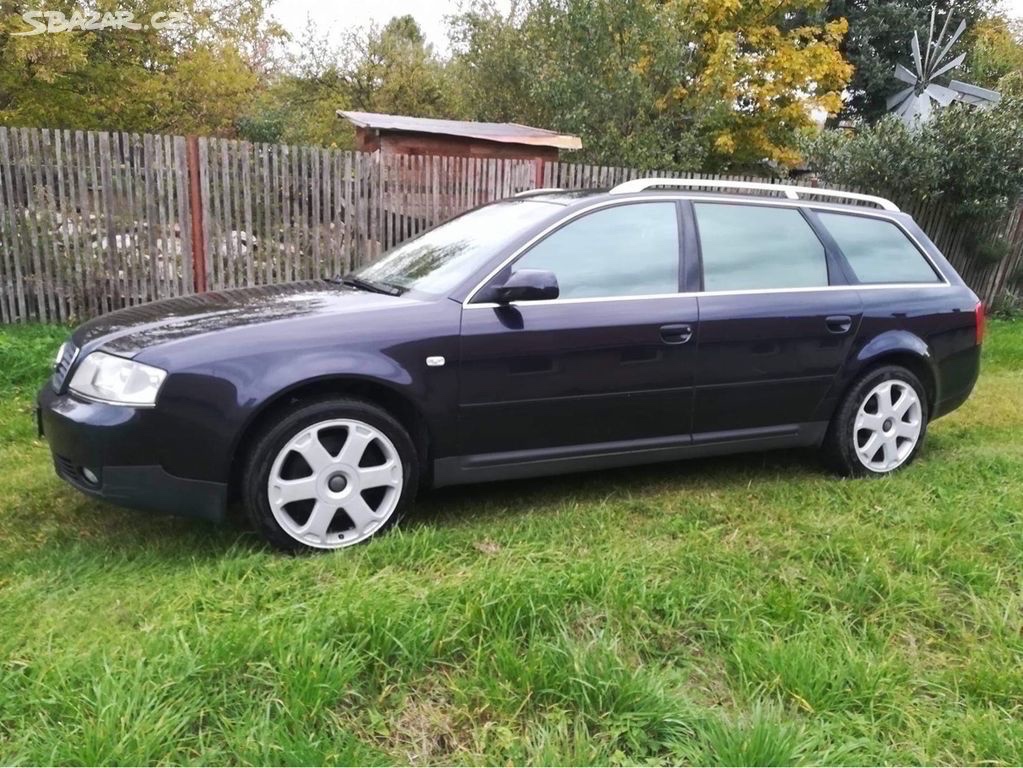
[351,200,560,295]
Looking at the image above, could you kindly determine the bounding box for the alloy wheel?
[853,379,923,473]
[267,418,403,549]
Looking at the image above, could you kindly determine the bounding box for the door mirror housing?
[494,269,559,303]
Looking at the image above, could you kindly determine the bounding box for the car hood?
[73,281,417,357]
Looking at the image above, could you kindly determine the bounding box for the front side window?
[818,212,941,284]
[355,200,560,295]
[694,203,829,292]
[508,202,680,299]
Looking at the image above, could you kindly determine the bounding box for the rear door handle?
[660,323,693,345]
[826,315,853,334]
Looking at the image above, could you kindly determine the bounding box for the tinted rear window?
[694,203,829,291]
[818,213,941,284]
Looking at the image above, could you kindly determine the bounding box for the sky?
[269,0,1023,51]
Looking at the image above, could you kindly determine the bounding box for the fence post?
[534,158,544,189]
[186,135,207,293]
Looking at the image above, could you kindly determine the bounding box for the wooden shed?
[337,110,582,162]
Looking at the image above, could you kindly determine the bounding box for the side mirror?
[494,269,559,303]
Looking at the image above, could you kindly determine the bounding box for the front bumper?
[37,386,227,522]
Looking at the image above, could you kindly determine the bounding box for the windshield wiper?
[334,275,403,296]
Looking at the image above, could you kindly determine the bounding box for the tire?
[824,365,929,477]
[242,397,419,553]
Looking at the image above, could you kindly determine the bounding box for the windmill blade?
[887,86,916,110]
[949,79,1003,107]
[930,8,953,69]
[932,20,967,73]
[925,82,958,106]
[924,7,938,73]
[931,51,967,80]
[887,10,992,126]
[894,63,918,85]
[911,31,925,78]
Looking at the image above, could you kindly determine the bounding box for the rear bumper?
[37,386,226,522]
[933,344,982,420]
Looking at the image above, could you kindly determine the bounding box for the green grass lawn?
[1,321,1022,765]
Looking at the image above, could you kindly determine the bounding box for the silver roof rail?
[608,178,900,212]
[514,187,564,198]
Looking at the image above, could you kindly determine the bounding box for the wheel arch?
[227,375,431,501]
[848,331,939,412]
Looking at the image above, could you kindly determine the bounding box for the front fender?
[137,300,462,484]
[224,346,454,462]
[148,348,433,483]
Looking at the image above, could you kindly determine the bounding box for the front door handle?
[826,315,853,334]
[660,323,693,345]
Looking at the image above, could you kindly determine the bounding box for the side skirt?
[432,422,828,488]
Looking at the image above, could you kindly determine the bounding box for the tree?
[449,0,853,173]
[238,15,460,147]
[965,14,1023,88]
[801,82,1023,220]
[0,0,283,135]
[344,16,458,117]
[449,0,703,169]
[237,18,357,146]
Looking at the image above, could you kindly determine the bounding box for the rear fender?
[814,330,938,423]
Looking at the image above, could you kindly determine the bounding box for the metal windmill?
[888,6,1001,126]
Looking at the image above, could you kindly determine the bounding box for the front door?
[458,200,699,458]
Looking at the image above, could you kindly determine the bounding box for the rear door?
[458,200,699,458]
[690,202,863,438]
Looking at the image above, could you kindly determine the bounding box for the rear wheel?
[825,365,928,477]
[243,398,419,552]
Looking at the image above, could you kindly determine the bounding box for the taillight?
[975,301,986,346]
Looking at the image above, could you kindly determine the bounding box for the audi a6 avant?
[38,179,983,552]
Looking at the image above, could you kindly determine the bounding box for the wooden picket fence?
[197,141,537,293]
[1,125,1021,323]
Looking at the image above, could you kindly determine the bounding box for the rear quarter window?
[818,213,941,284]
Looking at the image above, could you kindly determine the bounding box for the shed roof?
[337,110,582,150]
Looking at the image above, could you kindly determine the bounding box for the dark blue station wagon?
[38,179,984,552]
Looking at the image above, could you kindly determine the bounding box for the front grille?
[51,341,78,391]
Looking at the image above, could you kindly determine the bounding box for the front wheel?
[824,365,929,477]
[242,397,419,552]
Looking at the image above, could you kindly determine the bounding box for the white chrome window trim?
[462,195,949,308]
[466,282,953,310]
[468,292,690,309]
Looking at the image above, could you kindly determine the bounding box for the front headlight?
[69,352,167,407]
